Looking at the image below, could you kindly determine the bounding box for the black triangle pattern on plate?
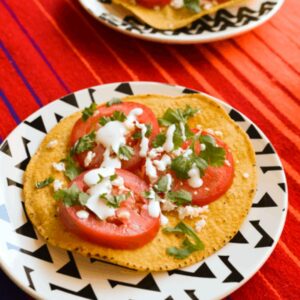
[185,290,198,300]
[24,266,35,290]
[230,231,248,244]
[57,251,81,279]
[88,88,96,103]
[229,109,245,122]
[15,202,37,239]
[7,178,23,189]
[165,296,174,300]
[168,262,215,278]
[90,258,137,271]
[108,273,160,291]
[7,243,53,263]
[49,283,97,300]
[250,220,274,248]
[60,93,79,108]
[252,193,277,208]
[278,183,286,192]
[219,256,244,283]
[24,116,47,133]
[0,204,10,222]
[182,88,198,94]
[0,140,12,157]
[55,113,63,123]
[114,83,133,95]
[213,10,237,31]
[15,137,31,171]
[246,124,262,139]
[260,166,282,174]
[255,143,275,155]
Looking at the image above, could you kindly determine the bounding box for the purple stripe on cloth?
[0,90,21,124]
[1,0,70,93]
[0,41,43,107]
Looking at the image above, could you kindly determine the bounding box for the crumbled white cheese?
[214,130,223,137]
[88,178,112,196]
[148,147,163,159]
[53,179,63,191]
[243,172,249,179]
[166,173,173,192]
[84,151,96,167]
[101,148,121,169]
[76,210,89,219]
[188,165,203,188]
[86,195,115,220]
[83,167,115,186]
[46,139,58,149]
[145,158,157,182]
[195,219,206,232]
[170,0,184,9]
[124,108,143,131]
[200,143,206,151]
[183,148,193,158]
[52,162,65,172]
[112,176,124,188]
[172,148,184,156]
[148,199,160,218]
[177,205,209,220]
[206,128,215,135]
[161,200,177,212]
[224,159,231,167]
[117,210,130,220]
[153,154,171,171]
[204,187,210,191]
[136,123,149,157]
[163,124,176,152]
[160,213,169,225]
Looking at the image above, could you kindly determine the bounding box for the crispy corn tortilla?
[23,94,256,271]
[112,0,245,30]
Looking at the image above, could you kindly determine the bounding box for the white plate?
[78,0,284,44]
[0,82,287,300]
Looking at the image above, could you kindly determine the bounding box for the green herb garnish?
[154,175,170,193]
[118,145,134,160]
[99,110,127,126]
[71,131,96,154]
[53,184,89,206]
[170,155,193,179]
[62,155,82,180]
[35,177,54,189]
[132,124,153,140]
[152,133,166,148]
[184,0,200,13]
[167,189,192,206]
[82,103,97,121]
[199,135,225,167]
[106,98,122,107]
[100,193,129,208]
[163,222,204,259]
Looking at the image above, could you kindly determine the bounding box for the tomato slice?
[136,0,171,8]
[70,102,159,170]
[58,169,160,249]
[173,131,234,206]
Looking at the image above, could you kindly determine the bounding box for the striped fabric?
[0,0,299,299]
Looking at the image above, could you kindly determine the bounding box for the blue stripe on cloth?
[0,90,21,124]
[0,41,43,107]
[1,0,70,93]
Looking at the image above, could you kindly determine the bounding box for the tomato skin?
[58,169,160,249]
[70,102,159,170]
[136,0,171,8]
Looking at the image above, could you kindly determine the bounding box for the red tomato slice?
[173,131,234,206]
[70,102,159,170]
[58,169,160,249]
[136,0,171,8]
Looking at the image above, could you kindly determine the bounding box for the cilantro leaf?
[152,133,166,148]
[173,125,184,149]
[35,177,54,189]
[167,190,192,206]
[101,193,129,208]
[159,105,198,126]
[192,155,208,177]
[154,175,170,193]
[199,135,226,167]
[72,131,96,154]
[99,110,127,126]
[170,155,193,179]
[62,155,82,181]
[99,116,111,126]
[53,184,89,206]
[106,98,122,107]
[184,0,200,13]
[82,103,97,121]
[118,145,134,160]
[163,222,205,259]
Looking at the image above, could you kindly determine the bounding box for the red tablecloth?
[0,0,299,299]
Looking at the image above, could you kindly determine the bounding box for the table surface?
[0,0,299,299]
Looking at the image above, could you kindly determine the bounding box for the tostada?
[23,93,256,271]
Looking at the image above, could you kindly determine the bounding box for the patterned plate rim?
[77,0,285,44]
[0,82,288,300]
